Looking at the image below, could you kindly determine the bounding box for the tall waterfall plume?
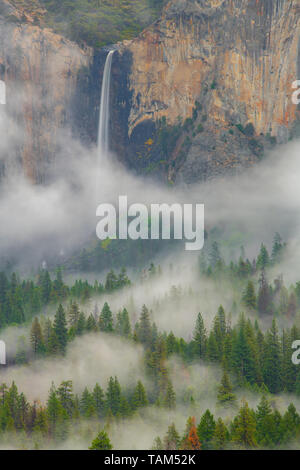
[97,50,115,162]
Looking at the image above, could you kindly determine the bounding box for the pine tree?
[39,270,52,305]
[53,304,68,355]
[86,314,98,332]
[89,430,113,450]
[217,371,236,406]
[30,317,45,356]
[281,329,296,392]
[131,381,148,410]
[257,269,272,315]
[118,267,131,288]
[263,319,282,393]
[207,331,219,362]
[255,395,273,447]
[115,308,131,337]
[99,302,114,333]
[232,401,257,448]
[271,233,284,264]
[15,336,27,365]
[57,381,74,417]
[43,318,53,353]
[209,241,222,267]
[68,301,80,326]
[242,281,257,309]
[80,387,96,418]
[137,305,152,346]
[48,329,60,356]
[193,313,207,358]
[163,423,180,450]
[197,410,216,450]
[281,403,300,443]
[93,383,105,418]
[166,332,178,356]
[47,383,68,440]
[213,418,228,450]
[257,244,270,270]
[163,380,176,409]
[181,417,201,450]
[295,371,300,396]
[76,312,86,335]
[105,377,121,415]
[105,270,119,292]
[152,436,163,450]
[231,318,260,384]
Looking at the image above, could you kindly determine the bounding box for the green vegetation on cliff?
[40,0,166,47]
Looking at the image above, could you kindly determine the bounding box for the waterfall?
[0,80,6,105]
[97,50,115,161]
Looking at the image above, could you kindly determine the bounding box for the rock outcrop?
[116,0,300,182]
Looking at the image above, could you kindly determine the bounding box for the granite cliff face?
[0,0,92,182]
[116,0,300,182]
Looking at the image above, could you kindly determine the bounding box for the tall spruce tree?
[99,302,114,333]
[53,304,68,355]
[193,312,207,358]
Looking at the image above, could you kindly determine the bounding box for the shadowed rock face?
[117,0,300,183]
[0,0,92,183]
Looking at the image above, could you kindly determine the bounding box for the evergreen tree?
[76,312,86,335]
[197,410,216,450]
[39,270,52,305]
[213,418,228,450]
[209,241,222,267]
[152,436,163,450]
[242,281,257,310]
[53,304,68,355]
[105,377,121,415]
[137,305,152,347]
[255,395,273,447]
[57,381,74,417]
[257,269,272,315]
[281,403,300,443]
[47,383,68,440]
[86,314,98,332]
[68,301,80,326]
[163,423,180,450]
[80,387,96,418]
[93,383,105,418]
[193,312,207,358]
[163,380,176,409]
[89,430,113,450]
[15,337,27,365]
[105,270,119,292]
[232,401,256,448]
[30,318,45,356]
[115,308,131,337]
[217,371,236,406]
[131,381,148,410]
[207,331,219,362]
[271,233,284,264]
[263,319,282,393]
[257,244,270,270]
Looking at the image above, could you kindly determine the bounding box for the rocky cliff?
[116,0,300,183]
[0,0,92,182]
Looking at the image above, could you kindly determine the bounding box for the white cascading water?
[97,50,115,162]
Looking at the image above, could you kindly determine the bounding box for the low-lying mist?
[2,93,300,276]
